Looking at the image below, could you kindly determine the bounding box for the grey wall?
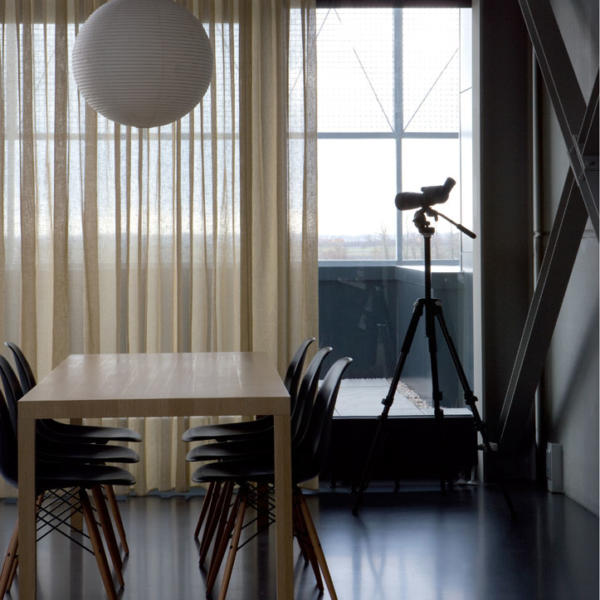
[541,0,598,514]
[473,0,532,464]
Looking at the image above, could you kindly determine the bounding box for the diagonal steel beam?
[575,75,599,231]
[498,174,588,449]
[498,80,598,451]
[518,0,599,237]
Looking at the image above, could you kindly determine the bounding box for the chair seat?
[191,457,318,487]
[186,437,271,462]
[36,463,136,491]
[39,440,139,464]
[192,458,274,484]
[182,418,272,442]
[45,420,142,443]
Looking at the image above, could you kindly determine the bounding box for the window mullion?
[394,8,403,264]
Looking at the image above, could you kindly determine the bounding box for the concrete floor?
[0,483,597,599]
[335,378,471,417]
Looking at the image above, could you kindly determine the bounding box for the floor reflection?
[0,484,596,599]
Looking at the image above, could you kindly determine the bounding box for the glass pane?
[317,8,394,133]
[402,9,460,133]
[401,138,460,261]
[318,138,397,260]
[460,88,474,266]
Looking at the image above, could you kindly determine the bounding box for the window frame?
[317,4,464,268]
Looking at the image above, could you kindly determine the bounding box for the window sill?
[318,263,470,290]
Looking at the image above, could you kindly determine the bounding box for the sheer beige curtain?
[0,0,317,496]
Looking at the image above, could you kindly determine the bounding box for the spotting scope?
[394,177,456,211]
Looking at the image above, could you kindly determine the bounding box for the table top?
[18,352,290,419]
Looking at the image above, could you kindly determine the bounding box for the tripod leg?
[353,299,425,515]
[424,299,448,491]
[432,301,472,396]
[433,303,516,517]
[434,302,492,444]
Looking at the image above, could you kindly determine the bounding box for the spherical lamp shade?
[72,0,213,128]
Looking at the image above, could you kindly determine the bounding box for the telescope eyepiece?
[421,177,455,197]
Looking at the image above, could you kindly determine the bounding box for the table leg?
[18,415,37,599]
[273,414,293,599]
[69,418,84,531]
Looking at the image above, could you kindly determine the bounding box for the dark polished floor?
[0,483,597,599]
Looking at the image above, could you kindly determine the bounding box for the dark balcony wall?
[318,265,473,408]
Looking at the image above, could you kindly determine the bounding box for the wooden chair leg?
[298,492,338,600]
[103,484,129,556]
[1,493,45,595]
[92,486,124,588]
[195,482,216,539]
[208,482,235,569]
[206,489,242,593]
[80,489,117,600]
[199,482,229,565]
[6,550,18,591]
[293,493,323,591]
[217,487,247,600]
[198,481,222,554]
[0,521,18,596]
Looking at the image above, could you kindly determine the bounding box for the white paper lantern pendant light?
[72,0,213,128]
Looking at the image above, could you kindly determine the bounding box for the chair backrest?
[0,355,60,443]
[283,337,315,401]
[292,346,332,442]
[0,355,24,435]
[5,342,37,393]
[294,356,352,482]
[0,388,17,488]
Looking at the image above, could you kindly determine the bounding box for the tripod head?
[413,207,436,236]
[412,206,477,239]
[411,206,476,302]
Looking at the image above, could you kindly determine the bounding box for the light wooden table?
[17,352,293,599]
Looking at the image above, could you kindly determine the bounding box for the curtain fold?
[239,0,318,375]
[0,0,317,497]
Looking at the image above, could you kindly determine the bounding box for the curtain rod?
[317,1,471,8]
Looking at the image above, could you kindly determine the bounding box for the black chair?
[187,346,332,555]
[192,356,352,599]
[5,342,142,444]
[182,337,315,443]
[0,388,135,599]
[185,345,332,464]
[0,354,138,557]
[0,356,139,466]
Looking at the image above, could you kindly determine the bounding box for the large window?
[317,8,467,263]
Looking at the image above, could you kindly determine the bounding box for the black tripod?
[353,206,514,516]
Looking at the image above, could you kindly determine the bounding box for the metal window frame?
[317,6,463,267]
